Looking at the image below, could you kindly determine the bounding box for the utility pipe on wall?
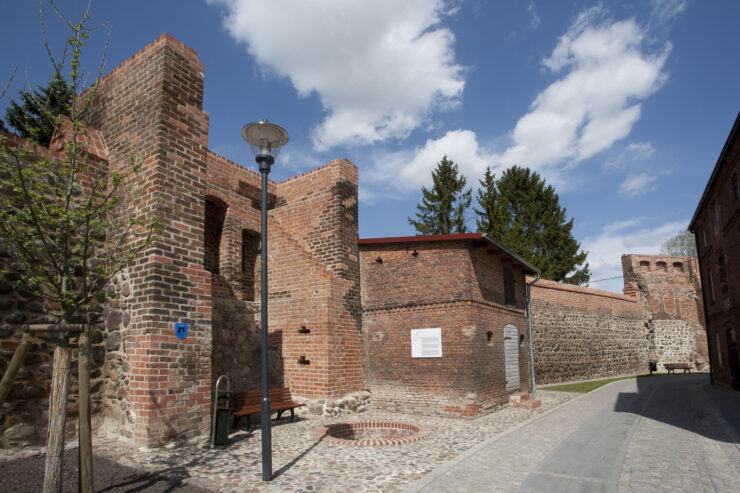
[526,272,541,399]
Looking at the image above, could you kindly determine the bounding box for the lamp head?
[241,119,289,160]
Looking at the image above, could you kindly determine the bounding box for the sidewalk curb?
[403,377,641,492]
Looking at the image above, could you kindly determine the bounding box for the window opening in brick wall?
[656,261,667,272]
[519,334,525,346]
[640,260,650,270]
[716,333,723,368]
[713,201,720,223]
[204,197,227,274]
[504,268,515,305]
[486,330,494,345]
[242,229,260,301]
[673,262,683,272]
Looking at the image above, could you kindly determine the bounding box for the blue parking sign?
[175,322,188,340]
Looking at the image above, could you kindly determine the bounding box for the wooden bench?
[664,363,692,374]
[229,388,305,432]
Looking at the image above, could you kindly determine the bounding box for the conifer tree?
[475,165,590,284]
[409,155,472,234]
[4,74,73,146]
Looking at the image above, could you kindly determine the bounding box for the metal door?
[504,324,520,392]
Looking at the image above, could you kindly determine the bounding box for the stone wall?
[622,255,709,370]
[530,279,648,384]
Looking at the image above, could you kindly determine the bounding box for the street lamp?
[241,119,289,482]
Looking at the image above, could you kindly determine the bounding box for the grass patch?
[541,374,653,393]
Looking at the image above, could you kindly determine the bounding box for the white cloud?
[498,7,670,170]
[626,141,655,158]
[619,172,658,197]
[583,219,686,293]
[649,0,688,27]
[363,130,496,198]
[210,0,465,151]
[528,3,541,30]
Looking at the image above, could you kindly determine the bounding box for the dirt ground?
[0,448,211,492]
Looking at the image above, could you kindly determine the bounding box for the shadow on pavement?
[613,373,740,444]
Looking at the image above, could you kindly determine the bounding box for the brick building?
[689,112,740,390]
[359,233,538,417]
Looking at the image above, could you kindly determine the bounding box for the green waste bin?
[214,408,229,446]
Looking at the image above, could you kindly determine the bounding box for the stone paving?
[0,391,575,492]
[407,374,740,492]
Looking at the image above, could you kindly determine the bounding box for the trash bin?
[214,408,229,446]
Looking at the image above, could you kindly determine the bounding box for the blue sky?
[1,1,738,293]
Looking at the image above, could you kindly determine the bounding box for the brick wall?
[360,239,531,417]
[691,113,740,390]
[622,254,709,370]
[88,34,213,444]
[530,279,648,384]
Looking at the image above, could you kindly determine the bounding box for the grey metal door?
[504,324,520,392]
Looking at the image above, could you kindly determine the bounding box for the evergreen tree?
[475,165,590,284]
[4,74,73,146]
[409,155,472,234]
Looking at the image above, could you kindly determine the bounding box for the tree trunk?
[0,332,33,407]
[43,344,71,493]
[78,326,93,493]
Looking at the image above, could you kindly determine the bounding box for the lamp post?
[241,119,289,482]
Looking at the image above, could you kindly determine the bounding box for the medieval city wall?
[622,255,709,370]
[530,279,649,384]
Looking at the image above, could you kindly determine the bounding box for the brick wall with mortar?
[529,279,648,384]
[87,34,214,444]
[690,112,740,390]
[360,238,531,417]
[622,254,709,371]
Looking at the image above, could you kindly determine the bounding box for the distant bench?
[664,363,692,374]
[229,387,305,432]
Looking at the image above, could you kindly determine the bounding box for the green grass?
[540,374,653,393]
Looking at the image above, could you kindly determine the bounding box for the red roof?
[357,233,483,245]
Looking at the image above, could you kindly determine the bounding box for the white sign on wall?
[411,328,442,358]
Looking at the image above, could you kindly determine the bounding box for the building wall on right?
[690,112,740,390]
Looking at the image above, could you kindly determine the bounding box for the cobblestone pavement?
[407,374,740,492]
[0,391,575,492]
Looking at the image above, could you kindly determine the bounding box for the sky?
[1,0,738,294]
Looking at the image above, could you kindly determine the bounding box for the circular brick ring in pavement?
[313,420,431,446]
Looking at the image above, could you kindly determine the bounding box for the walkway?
[406,374,740,492]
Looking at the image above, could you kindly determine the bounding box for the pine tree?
[475,165,590,284]
[4,74,73,146]
[409,155,472,234]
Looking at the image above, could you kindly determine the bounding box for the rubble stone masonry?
[530,279,648,384]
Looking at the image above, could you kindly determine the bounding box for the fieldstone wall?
[622,255,709,370]
[530,279,648,384]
